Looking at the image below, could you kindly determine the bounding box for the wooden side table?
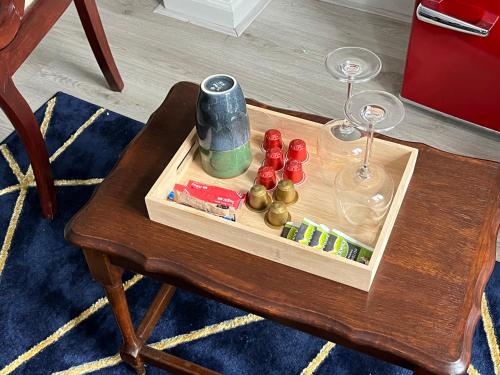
[65,82,500,375]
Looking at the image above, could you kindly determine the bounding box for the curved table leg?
[82,248,221,374]
[83,249,145,374]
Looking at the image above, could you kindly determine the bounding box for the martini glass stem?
[341,83,354,132]
[359,122,374,179]
[346,82,353,100]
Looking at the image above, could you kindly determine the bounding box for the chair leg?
[0,76,56,219]
[74,0,124,92]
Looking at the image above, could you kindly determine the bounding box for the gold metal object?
[273,179,299,205]
[245,184,272,212]
[264,201,291,229]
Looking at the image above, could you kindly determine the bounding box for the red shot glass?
[264,147,284,171]
[287,139,308,163]
[283,160,305,184]
[256,166,277,190]
[263,129,283,151]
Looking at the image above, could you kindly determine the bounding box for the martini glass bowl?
[334,90,405,228]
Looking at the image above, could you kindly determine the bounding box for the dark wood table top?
[65,82,500,375]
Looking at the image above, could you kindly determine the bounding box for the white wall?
[156,0,272,37]
[321,0,415,22]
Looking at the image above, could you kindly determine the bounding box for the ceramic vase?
[196,74,252,179]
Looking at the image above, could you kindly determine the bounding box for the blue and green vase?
[196,74,252,179]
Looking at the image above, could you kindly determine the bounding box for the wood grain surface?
[0,0,24,49]
[66,82,500,375]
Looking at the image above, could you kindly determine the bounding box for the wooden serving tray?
[145,105,418,291]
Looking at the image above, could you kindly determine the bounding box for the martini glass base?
[328,119,363,142]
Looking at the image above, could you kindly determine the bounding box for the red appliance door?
[401,0,500,132]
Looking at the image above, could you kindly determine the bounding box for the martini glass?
[334,90,405,228]
[318,47,382,184]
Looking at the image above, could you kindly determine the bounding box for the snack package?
[281,222,299,240]
[323,228,373,265]
[293,218,317,245]
[281,217,374,265]
[169,180,245,221]
[185,180,245,209]
[309,224,330,250]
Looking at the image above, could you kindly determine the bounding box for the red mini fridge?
[401,0,500,132]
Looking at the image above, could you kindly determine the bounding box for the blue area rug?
[0,92,498,374]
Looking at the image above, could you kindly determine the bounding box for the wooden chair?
[0,0,123,219]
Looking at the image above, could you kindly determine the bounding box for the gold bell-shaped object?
[245,184,272,212]
[273,179,299,205]
[265,201,291,229]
